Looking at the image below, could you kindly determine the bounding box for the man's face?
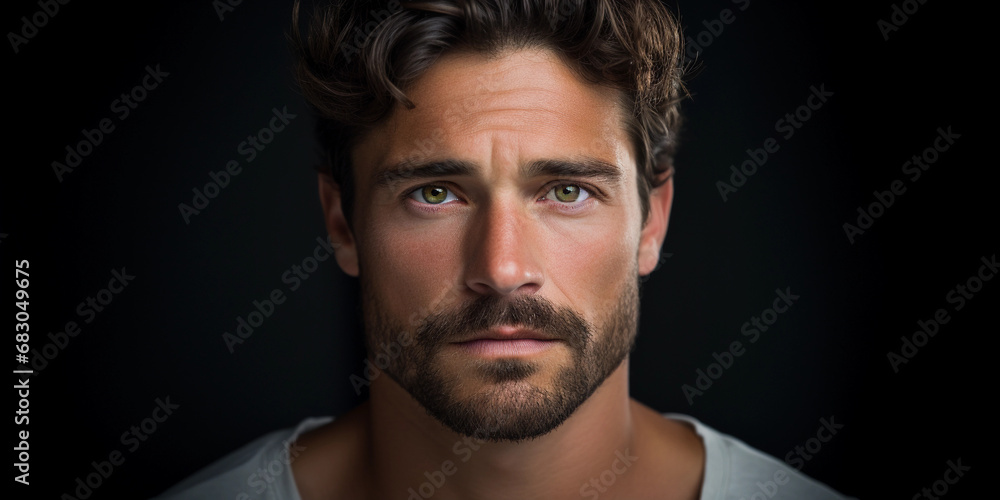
[347,48,649,441]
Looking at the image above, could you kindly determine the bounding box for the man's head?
[294,0,685,442]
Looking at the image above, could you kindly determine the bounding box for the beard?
[361,273,640,443]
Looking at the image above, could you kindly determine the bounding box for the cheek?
[539,213,640,312]
[359,217,466,322]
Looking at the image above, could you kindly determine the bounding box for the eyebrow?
[373,157,623,188]
[374,158,476,187]
[522,158,622,183]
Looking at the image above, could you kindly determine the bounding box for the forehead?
[352,47,634,179]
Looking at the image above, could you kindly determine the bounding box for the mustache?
[415,294,592,352]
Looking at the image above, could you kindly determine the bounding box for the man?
[156,1,853,498]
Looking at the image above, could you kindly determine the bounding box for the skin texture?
[296,47,703,500]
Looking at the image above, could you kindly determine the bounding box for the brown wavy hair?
[291,0,686,226]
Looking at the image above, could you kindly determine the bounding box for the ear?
[318,172,359,277]
[637,175,674,276]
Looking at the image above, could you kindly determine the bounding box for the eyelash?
[403,181,603,210]
[539,183,592,205]
[407,184,461,205]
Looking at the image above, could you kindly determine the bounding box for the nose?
[463,199,544,296]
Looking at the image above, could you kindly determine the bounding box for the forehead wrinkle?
[356,47,636,189]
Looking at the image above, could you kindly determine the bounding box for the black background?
[5,0,988,498]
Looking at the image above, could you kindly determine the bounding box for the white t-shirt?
[152,414,854,499]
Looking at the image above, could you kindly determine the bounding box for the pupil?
[425,186,446,203]
[559,185,578,201]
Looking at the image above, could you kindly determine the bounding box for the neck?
[369,362,636,500]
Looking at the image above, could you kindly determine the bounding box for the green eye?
[555,185,580,202]
[423,186,448,203]
[547,184,589,203]
[410,185,457,205]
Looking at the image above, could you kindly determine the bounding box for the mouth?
[451,326,561,357]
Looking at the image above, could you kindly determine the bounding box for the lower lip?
[453,339,559,357]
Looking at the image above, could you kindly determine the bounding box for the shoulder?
[664,413,855,500]
[151,417,332,500]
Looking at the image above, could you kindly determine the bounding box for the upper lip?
[453,326,559,343]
